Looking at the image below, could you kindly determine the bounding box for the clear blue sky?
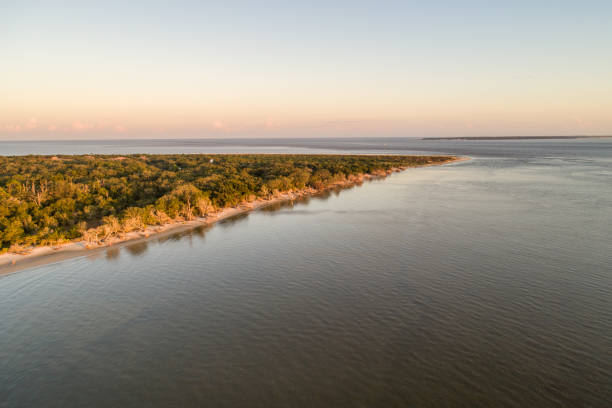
[2,1,611,138]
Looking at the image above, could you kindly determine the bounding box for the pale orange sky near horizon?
[2,1,611,139]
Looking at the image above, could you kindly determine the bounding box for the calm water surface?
[0,139,611,407]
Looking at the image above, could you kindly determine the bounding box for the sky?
[1,0,611,139]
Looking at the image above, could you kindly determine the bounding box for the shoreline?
[0,156,467,275]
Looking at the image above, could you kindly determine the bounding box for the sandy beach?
[0,156,467,275]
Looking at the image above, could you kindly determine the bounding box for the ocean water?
[0,138,611,407]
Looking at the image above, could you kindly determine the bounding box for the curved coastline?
[0,156,468,275]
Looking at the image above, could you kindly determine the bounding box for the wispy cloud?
[212,120,226,130]
[4,124,22,132]
[72,122,95,131]
[25,117,38,129]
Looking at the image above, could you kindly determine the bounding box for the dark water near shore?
[1,138,611,407]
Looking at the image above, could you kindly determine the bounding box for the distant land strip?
[422,135,611,140]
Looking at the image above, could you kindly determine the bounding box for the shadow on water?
[258,182,367,214]
[190,224,209,238]
[156,224,212,245]
[258,199,301,213]
[105,247,120,261]
[157,229,189,243]
[217,212,250,228]
[125,241,149,257]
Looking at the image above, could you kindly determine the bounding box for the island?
[422,135,611,140]
[0,154,461,270]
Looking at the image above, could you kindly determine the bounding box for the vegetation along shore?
[0,154,461,270]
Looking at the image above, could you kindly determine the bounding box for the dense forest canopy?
[0,154,453,251]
